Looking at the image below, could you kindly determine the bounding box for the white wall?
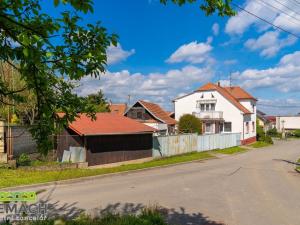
[174,90,256,140]
[276,116,300,131]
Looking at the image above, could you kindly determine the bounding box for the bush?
[293,129,300,138]
[266,128,278,137]
[178,114,202,134]
[264,135,273,144]
[17,153,31,167]
[16,208,167,225]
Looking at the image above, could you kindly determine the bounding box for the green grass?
[0,151,213,189]
[296,158,300,171]
[250,141,272,148]
[211,146,247,155]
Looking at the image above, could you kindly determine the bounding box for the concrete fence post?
[0,120,7,163]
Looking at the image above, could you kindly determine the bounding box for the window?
[246,122,249,134]
[205,104,210,111]
[136,111,143,119]
[252,104,255,113]
[210,103,215,111]
[205,123,213,133]
[200,104,205,111]
[224,122,232,132]
[252,121,255,132]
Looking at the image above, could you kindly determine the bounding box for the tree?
[84,91,110,112]
[160,0,235,16]
[178,114,202,134]
[0,0,235,155]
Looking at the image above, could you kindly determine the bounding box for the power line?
[272,0,300,17]
[256,0,300,24]
[232,2,300,39]
[290,0,300,5]
[257,103,300,108]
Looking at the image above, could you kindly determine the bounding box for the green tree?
[178,114,202,134]
[0,0,235,155]
[85,91,110,112]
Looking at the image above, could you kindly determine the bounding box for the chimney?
[217,81,221,87]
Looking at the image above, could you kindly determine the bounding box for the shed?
[57,113,156,166]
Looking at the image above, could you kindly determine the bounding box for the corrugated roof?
[138,100,177,125]
[59,113,156,136]
[197,82,252,114]
[109,103,127,116]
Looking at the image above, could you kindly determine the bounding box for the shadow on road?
[273,159,300,166]
[41,198,225,225]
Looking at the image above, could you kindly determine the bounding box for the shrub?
[178,114,202,134]
[266,128,278,137]
[264,135,273,144]
[17,153,31,167]
[293,129,300,138]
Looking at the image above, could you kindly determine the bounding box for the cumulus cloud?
[106,43,135,65]
[232,51,300,92]
[166,38,213,64]
[76,66,214,109]
[212,23,219,36]
[244,31,297,57]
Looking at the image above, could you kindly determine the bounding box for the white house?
[174,82,257,144]
[276,116,300,132]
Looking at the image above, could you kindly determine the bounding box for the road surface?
[12,140,300,225]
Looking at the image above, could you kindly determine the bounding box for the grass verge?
[296,158,300,172]
[250,141,272,148]
[210,146,247,155]
[0,151,213,189]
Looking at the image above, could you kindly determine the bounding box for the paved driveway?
[13,140,300,225]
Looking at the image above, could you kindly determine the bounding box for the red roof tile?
[197,82,252,114]
[139,100,177,125]
[223,86,257,101]
[109,103,127,116]
[60,113,156,136]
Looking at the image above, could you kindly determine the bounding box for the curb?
[0,155,218,191]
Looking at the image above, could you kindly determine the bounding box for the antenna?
[229,71,232,87]
[128,94,131,106]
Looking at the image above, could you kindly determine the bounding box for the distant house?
[109,103,127,116]
[266,116,276,129]
[57,113,156,166]
[124,100,176,135]
[276,116,300,132]
[174,82,257,145]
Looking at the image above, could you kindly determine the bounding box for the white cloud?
[106,43,135,65]
[232,51,300,92]
[76,65,214,109]
[225,0,300,36]
[258,98,300,115]
[212,23,219,36]
[244,31,297,57]
[166,39,213,64]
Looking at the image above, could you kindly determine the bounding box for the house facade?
[174,82,257,144]
[276,116,300,132]
[124,100,176,135]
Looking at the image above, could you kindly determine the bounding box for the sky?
[45,0,300,115]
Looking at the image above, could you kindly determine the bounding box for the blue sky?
[45,0,300,115]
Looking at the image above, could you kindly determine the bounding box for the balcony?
[193,111,223,120]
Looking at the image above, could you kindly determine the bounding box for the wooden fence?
[153,133,241,157]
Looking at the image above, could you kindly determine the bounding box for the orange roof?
[197,82,252,114]
[138,100,177,125]
[223,86,257,101]
[109,103,127,116]
[59,113,156,136]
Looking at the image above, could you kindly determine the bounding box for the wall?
[153,133,241,157]
[174,90,244,137]
[0,120,6,162]
[276,116,300,131]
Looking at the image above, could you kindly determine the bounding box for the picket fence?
[152,133,241,157]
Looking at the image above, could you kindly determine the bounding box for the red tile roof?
[223,86,257,101]
[266,116,276,123]
[197,82,252,114]
[109,103,127,116]
[59,113,156,136]
[138,100,177,125]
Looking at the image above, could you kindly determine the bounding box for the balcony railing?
[193,111,223,120]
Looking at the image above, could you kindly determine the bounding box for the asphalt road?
[14,140,300,225]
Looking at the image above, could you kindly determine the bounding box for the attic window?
[201,94,204,98]
[211,94,214,98]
